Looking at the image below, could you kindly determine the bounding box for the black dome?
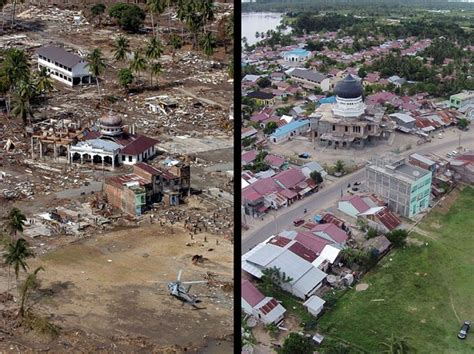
[334,74,363,99]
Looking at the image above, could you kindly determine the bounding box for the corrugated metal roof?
[37,46,83,68]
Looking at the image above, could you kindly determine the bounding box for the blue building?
[283,48,311,63]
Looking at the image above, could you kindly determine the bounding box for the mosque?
[310,75,389,149]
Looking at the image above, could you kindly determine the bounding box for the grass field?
[318,186,474,353]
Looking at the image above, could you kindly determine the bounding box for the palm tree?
[35,67,54,96]
[145,36,164,61]
[130,51,148,84]
[3,238,34,292]
[11,92,33,126]
[2,48,30,112]
[335,159,345,173]
[146,0,166,35]
[86,48,106,103]
[168,33,183,63]
[379,334,412,354]
[113,35,130,62]
[200,31,216,58]
[6,207,27,237]
[19,266,44,317]
[90,3,106,27]
[199,0,214,32]
[149,62,162,87]
[11,0,26,27]
[224,13,233,53]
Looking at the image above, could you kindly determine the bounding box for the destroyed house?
[104,174,150,216]
[37,46,92,86]
[133,162,190,206]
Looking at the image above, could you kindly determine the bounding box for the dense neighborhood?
[241,5,473,353]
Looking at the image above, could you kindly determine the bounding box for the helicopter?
[150,269,208,309]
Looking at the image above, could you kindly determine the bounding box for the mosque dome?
[334,74,364,99]
[100,110,123,127]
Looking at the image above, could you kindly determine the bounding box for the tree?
[257,77,271,88]
[19,266,44,317]
[358,67,367,78]
[260,266,293,293]
[223,12,233,53]
[367,227,378,239]
[279,332,314,354]
[113,35,130,62]
[227,55,234,79]
[335,159,345,173]
[263,121,278,135]
[91,3,106,27]
[3,238,34,292]
[11,92,33,126]
[458,118,470,131]
[109,3,145,33]
[10,0,26,27]
[35,67,54,96]
[117,68,134,91]
[379,333,412,354]
[130,51,148,83]
[86,48,106,103]
[145,36,164,61]
[386,229,408,247]
[146,0,166,35]
[168,33,183,63]
[200,31,216,58]
[310,171,323,184]
[2,48,30,113]
[149,62,162,87]
[7,207,27,237]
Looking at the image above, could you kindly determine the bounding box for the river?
[241,12,284,45]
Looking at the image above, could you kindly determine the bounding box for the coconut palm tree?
[3,238,34,292]
[146,0,166,35]
[168,33,183,63]
[145,36,164,61]
[379,334,412,354]
[6,207,27,237]
[113,35,130,62]
[200,31,216,59]
[149,62,162,87]
[35,67,54,96]
[11,0,26,27]
[19,266,44,317]
[2,48,30,112]
[86,48,106,103]
[11,92,33,126]
[130,51,148,84]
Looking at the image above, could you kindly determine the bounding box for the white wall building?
[37,46,92,87]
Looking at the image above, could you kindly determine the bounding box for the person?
[304,208,307,213]
[347,183,351,188]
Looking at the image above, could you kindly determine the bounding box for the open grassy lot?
[318,186,474,353]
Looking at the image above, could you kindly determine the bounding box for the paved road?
[241,130,474,254]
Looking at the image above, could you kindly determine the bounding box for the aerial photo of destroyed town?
[0,0,234,352]
[241,0,473,353]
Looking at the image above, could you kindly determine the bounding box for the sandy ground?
[0,223,234,351]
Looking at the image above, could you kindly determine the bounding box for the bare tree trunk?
[11,0,16,27]
[151,12,155,36]
[96,77,101,103]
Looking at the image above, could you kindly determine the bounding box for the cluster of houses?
[242,154,326,218]
[241,147,474,326]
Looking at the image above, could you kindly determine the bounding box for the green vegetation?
[86,48,106,102]
[279,332,315,354]
[117,68,134,91]
[318,187,474,353]
[386,229,408,247]
[109,3,146,33]
[310,171,323,184]
[91,3,106,26]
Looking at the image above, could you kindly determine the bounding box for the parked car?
[293,219,305,227]
[351,187,359,192]
[458,321,471,340]
[298,153,311,159]
[354,181,362,186]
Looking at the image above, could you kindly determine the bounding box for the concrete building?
[390,113,416,132]
[37,46,92,86]
[68,111,158,169]
[269,119,310,144]
[311,75,388,149]
[241,280,286,325]
[287,68,331,92]
[449,91,474,109]
[104,174,149,216]
[282,48,311,63]
[365,157,432,218]
[303,295,326,317]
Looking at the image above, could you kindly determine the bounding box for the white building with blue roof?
[283,48,311,63]
[269,119,310,144]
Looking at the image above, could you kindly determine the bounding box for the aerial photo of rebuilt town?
[241,0,474,353]
[0,0,234,352]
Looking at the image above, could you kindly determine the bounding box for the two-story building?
[36,46,92,86]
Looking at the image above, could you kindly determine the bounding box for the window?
[122,155,125,161]
[345,126,348,132]
[128,156,132,162]
[332,125,335,131]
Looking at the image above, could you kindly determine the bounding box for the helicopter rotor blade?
[177,269,183,282]
[181,280,207,285]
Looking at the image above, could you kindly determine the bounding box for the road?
[241,129,474,254]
